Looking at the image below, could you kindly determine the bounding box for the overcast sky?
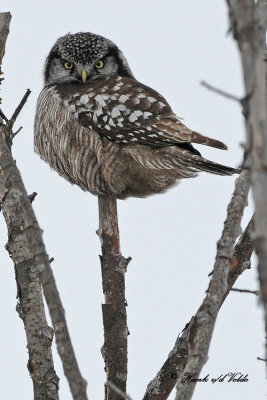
[0,1,265,399]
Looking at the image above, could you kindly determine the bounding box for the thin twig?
[201,80,241,102]
[11,126,22,139]
[230,287,259,295]
[7,89,31,131]
[106,381,134,400]
[257,357,267,362]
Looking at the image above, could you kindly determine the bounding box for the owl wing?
[58,76,227,150]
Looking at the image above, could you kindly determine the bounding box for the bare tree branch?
[40,259,88,400]
[97,195,131,400]
[230,287,259,295]
[226,0,267,360]
[223,214,255,302]
[201,80,241,102]
[257,356,267,362]
[7,88,31,131]
[174,170,250,399]
[143,171,251,400]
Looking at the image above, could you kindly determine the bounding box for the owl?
[34,32,238,199]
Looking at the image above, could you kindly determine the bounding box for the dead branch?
[97,194,131,400]
[7,88,31,131]
[226,0,267,360]
[230,287,259,295]
[28,192,37,203]
[201,80,241,102]
[223,214,255,302]
[142,170,251,400]
[257,357,267,362]
[40,259,88,400]
[175,170,250,399]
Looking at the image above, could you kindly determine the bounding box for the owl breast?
[34,85,196,199]
[34,85,108,195]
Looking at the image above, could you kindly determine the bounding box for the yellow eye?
[63,61,74,70]
[95,59,104,69]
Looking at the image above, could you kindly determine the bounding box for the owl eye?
[63,61,74,70]
[95,59,104,69]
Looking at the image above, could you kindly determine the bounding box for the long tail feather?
[191,131,228,150]
[174,149,240,176]
[190,154,240,175]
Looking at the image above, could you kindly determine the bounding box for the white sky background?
[0,1,265,399]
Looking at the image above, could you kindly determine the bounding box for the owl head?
[44,32,134,85]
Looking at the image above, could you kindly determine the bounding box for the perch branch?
[142,170,251,400]
[226,0,267,359]
[97,194,131,400]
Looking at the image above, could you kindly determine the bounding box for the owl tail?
[191,131,228,150]
[189,154,240,176]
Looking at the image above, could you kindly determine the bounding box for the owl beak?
[81,69,87,83]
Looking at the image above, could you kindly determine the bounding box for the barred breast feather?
[34,79,238,199]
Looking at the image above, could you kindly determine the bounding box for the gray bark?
[142,171,251,400]
[41,260,88,400]
[97,195,131,400]
[0,113,60,398]
[0,12,87,400]
[226,0,267,359]
[0,12,59,400]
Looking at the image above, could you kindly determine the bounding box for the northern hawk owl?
[34,32,238,199]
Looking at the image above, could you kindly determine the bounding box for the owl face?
[44,32,134,85]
